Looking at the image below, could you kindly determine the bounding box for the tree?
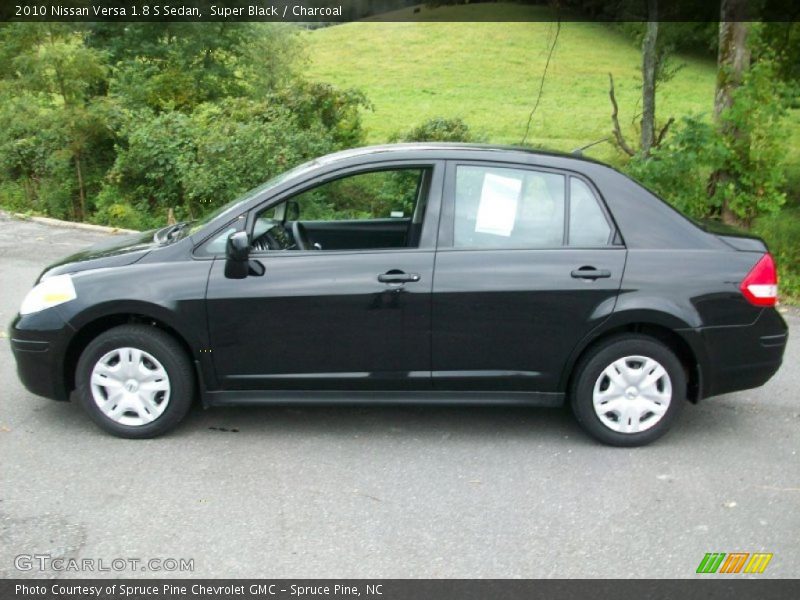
[761,22,800,84]
[626,33,790,228]
[0,21,332,226]
[85,23,305,112]
[1,24,110,220]
[640,1,658,154]
[709,0,752,226]
[608,0,674,158]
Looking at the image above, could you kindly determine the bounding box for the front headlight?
[19,274,77,315]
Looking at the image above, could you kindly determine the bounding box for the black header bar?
[2,0,799,23]
[4,579,800,600]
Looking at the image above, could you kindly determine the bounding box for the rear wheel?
[75,325,194,438]
[570,334,686,446]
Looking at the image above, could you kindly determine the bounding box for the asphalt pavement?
[0,213,798,579]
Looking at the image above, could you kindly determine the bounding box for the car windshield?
[186,159,322,237]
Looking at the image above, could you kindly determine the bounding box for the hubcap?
[592,355,672,434]
[90,347,171,427]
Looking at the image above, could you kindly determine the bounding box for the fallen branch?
[608,72,635,157]
[655,117,675,148]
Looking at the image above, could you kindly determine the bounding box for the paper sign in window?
[474,172,522,237]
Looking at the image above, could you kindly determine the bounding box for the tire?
[75,324,195,438]
[570,334,686,447]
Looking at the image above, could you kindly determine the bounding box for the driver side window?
[251,167,431,252]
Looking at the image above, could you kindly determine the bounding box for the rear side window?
[569,178,611,246]
[454,165,565,248]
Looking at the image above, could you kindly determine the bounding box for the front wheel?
[75,325,195,438]
[570,334,686,447]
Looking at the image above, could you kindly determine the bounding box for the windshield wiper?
[154,221,193,244]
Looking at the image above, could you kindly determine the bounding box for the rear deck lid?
[694,218,768,252]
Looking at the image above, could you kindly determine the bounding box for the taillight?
[740,253,778,307]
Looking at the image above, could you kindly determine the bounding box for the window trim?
[566,175,615,248]
[192,214,246,259]
[247,160,443,256]
[193,159,444,257]
[439,160,620,251]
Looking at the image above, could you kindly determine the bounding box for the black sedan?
[9,144,787,445]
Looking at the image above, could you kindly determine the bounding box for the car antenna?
[571,137,610,157]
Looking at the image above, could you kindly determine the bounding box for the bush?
[624,118,723,220]
[104,109,197,223]
[0,181,29,213]
[104,84,370,224]
[391,117,479,143]
[91,185,158,230]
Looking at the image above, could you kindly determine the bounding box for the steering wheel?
[291,221,311,251]
[252,230,276,252]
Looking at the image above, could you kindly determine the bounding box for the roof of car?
[315,142,608,167]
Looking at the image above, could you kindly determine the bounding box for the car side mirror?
[224,231,250,279]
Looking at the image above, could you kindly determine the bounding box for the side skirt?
[204,390,565,408]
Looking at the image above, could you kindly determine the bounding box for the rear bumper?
[9,311,73,402]
[701,308,788,398]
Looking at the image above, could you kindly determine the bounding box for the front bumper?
[9,309,74,402]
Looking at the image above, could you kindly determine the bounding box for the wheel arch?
[62,307,205,400]
[561,315,707,403]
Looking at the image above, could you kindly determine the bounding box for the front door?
[205,163,441,391]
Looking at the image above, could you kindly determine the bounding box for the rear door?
[432,162,625,393]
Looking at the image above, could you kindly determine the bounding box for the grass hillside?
[306,2,800,170]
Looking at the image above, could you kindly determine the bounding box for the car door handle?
[571,267,612,280]
[378,271,421,284]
